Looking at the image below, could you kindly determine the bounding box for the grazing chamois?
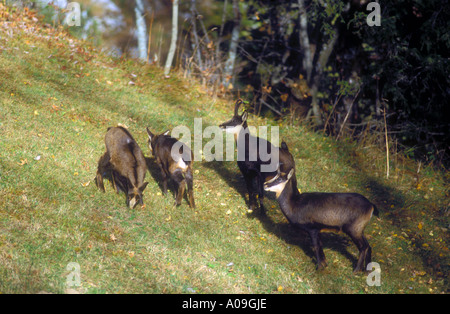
[146,128,195,208]
[95,126,149,209]
[264,144,378,273]
[219,99,290,214]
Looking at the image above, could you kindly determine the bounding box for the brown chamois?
[264,144,378,273]
[95,126,149,209]
[219,99,291,214]
[146,127,195,208]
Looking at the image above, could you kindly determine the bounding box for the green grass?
[0,5,448,294]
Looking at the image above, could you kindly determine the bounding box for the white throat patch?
[223,124,243,135]
[176,158,188,171]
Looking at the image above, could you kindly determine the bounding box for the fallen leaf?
[414,270,426,277]
[82,181,90,187]
[18,159,28,166]
[110,233,117,242]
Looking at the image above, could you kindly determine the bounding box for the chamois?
[146,128,195,208]
[264,143,377,273]
[95,126,149,209]
[219,99,290,214]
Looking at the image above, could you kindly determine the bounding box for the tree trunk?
[309,32,338,126]
[216,0,228,64]
[190,0,203,73]
[298,0,312,82]
[135,0,148,62]
[223,0,240,88]
[164,0,179,77]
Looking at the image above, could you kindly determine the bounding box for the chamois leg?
[111,171,120,193]
[173,170,186,206]
[256,174,266,215]
[243,172,258,211]
[95,152,110,192]
[345,228,371,273]
[308,229,327,270]
[112,171,127,194]
[364,237,372,268]
[95,170,105,192]
[158,164,169,194]
[185,169,195,208]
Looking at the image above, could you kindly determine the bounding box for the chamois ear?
[140,182,149,192]
[234,98,243,116]
[146,127,154,140]
[241,111,248,123]
[287,168,295,181]
[281,141,289,151]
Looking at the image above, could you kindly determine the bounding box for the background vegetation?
[8,0,449,165]
[0,2,448,294]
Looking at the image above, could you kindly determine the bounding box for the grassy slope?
[0,5,448,294]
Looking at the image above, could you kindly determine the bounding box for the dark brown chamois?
[219,99,291,214]
[146,128,195,208]
[264,145,378,273]
[95,126,149,209]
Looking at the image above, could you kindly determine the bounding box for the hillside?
[0,5,448,294]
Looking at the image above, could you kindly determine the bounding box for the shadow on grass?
[202,160,247,203]
[202,159,361,269]
[326,139,449,282]
[257,208,366,270]
[145,157,165,193]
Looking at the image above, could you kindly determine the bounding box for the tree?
[164,0,179,77]
[297,0,312,82]
[135,0,148,62]
[222,0,241,88]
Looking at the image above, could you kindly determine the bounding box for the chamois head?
[264,167,295,198]
[146,128,170,156]
[264,141,297,197]
[219,99,248,135]
[127,184,148,209]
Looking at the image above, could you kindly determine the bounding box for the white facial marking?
[223,125,243,135]
[264,180,288,198]
[129,197,137,209]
